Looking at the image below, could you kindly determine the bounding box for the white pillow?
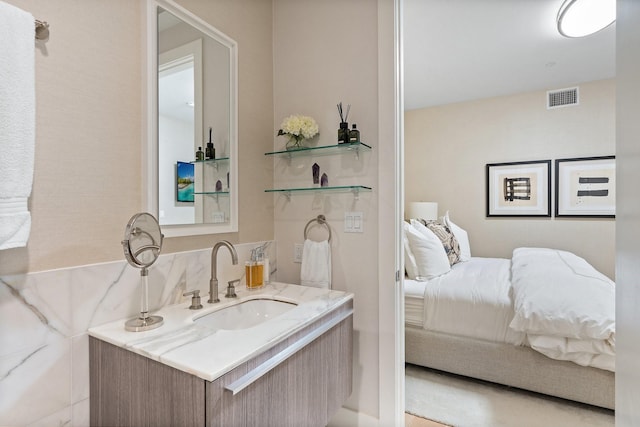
[443,211,471,262]
[405,220,451,280]
[403,222,419,279]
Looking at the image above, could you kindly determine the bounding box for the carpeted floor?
[405,364,614,427]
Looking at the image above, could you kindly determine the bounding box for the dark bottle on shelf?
[206,127,215,159]
[349,124,360,143]
[196,147,204,161]
[206,143,215,160]
[338,122,349,144]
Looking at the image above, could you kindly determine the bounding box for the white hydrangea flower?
[279,115,319,140]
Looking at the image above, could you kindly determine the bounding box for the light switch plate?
[344,212,363,233]
[211,212,225,223]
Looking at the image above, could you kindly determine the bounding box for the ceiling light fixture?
[557,0,616,38]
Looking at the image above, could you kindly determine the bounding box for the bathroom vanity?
[88,282,353,427]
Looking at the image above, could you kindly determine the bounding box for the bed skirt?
[405,326,614,410]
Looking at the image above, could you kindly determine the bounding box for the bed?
[403,216,615,410]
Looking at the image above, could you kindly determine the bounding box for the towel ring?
[303,214,331,242]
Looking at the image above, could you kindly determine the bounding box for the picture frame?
[555,156,615,218]
[486,160,551,217]
[176,161,195,203]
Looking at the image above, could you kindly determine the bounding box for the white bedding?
[406,257,525,345]
[404,279,428,327]
[405,249,615,372]
[510,247,615,371]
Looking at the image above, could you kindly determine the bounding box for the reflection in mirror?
[158,36,200,225]
[150,0,237,237]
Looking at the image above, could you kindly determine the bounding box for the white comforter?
[416,257,525,345]
[509,247,615,371]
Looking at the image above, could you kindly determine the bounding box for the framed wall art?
[555,156,615,217]
[176,161,195,203]
[486,160,551,217]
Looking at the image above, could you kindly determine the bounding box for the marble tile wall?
[0,241,276,427]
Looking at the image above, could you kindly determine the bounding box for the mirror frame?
[146,0,238,237]
[121,212,164,269]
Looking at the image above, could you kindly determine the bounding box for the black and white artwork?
[486,160,551,217]
[555,156,615,217]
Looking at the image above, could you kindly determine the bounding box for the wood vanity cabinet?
[90,300,353,427]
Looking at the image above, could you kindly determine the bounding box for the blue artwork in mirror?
[176,161,194,203]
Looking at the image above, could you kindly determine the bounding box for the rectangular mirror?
[147,0,238,237]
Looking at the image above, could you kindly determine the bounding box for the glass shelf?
[265,142,371,160]
[191,157,230,171]
[193,191,230,195]
[190,156,230,164]
[265,185,372,200]
[193,191,229,201]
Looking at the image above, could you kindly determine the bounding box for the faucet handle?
[183,290,203,310]
[225,279,241,298]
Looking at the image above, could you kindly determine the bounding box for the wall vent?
[547,87,579,109]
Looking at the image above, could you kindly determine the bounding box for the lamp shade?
[407,202,438,221]
[557,0,616,38]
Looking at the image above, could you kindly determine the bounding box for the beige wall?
[272,0,380,417]
[405,79,616,278]
[0,0,144,275]
[0,0,274,275]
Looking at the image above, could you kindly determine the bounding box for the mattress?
[404,257,525,346]
[404,279,428,327]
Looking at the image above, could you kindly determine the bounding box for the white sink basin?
[194,299,297,330]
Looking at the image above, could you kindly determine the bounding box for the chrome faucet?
[209,240,238,303]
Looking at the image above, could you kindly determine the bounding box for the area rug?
[405,364,614,427]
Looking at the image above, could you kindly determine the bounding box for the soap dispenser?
[245,249,255,289]
[263,253,270,284]
[252,249,264,289]
[245,258,254,289]
[246,249,264,289]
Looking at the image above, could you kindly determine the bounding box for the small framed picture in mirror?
[176,161,195,203]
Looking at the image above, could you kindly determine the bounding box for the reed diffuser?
[206,127,215,160]
[337,102,351,144]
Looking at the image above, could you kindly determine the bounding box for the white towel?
[0,2,35,250]
[300,239,331,289]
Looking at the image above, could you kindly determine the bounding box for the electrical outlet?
[294,243,304,263]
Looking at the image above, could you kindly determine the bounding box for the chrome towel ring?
[303,214,331,242]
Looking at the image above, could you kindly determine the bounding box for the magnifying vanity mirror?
[147,0,238,237]
[121,212,164,332]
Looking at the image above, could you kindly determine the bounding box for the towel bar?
[304,214,331,242]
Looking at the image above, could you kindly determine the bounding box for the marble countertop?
[88,282,353,382]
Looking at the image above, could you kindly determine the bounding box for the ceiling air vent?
[547,87,579,109]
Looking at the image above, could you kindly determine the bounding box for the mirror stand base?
[125,314,164,332]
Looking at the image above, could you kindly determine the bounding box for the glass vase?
[286,135,304,150]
